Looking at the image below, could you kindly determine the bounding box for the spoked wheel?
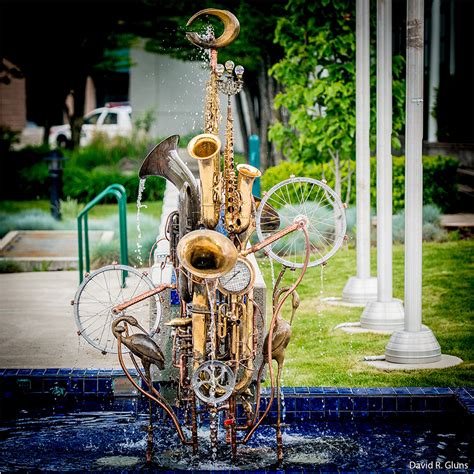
[73,264,161,354]
[255,177,347,268]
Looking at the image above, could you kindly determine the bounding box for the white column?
[386,0,441,363]
[428,0,440,142]
[342,0,377,305]
[376,0,392,303]
[405,1,425,333]
[360,0,404,330]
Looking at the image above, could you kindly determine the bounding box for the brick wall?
[0,60,26,131]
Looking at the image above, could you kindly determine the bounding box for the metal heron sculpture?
[261,288,300,463]
[112,315,165,463]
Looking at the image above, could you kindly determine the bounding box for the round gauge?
[218,257,254,295]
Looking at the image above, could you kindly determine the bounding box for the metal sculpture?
[73,8,347,466]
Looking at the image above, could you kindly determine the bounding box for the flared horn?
[187,133,222,229]
[233,164,261,234]
[139,135,200,226]
[177,229,237,280]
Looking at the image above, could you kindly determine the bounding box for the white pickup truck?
[49,104,132,148]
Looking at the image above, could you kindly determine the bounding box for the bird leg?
[276,361,284,465]
[144,363,154,464]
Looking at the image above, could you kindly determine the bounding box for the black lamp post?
[44,150,67,220]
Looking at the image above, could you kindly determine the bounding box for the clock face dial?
[219,259,253,295]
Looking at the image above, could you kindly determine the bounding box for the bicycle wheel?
[73,264,161,354]
[255,177,346,268]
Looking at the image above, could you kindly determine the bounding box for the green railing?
[77,184,128,283]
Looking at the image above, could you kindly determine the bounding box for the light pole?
[44,150,66,221]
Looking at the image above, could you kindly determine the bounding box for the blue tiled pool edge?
[1,368,473,418]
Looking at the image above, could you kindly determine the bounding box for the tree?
[0,0,139,148]
[127,0,286,169]
[269,0,405,203]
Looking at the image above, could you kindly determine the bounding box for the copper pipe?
[116,337,192,446]
[272,267,288,310]
[191,393,198,454]
[242,224,310,444]
[240,221,302,257]
[113,283,175,313]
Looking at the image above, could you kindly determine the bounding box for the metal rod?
[112,283,175,314]
[84,214,90,273]
[428,0,440,142]
[77,184,128,283]
[242,224,310,444]
[116,337,192,446]
[240,221,300,257]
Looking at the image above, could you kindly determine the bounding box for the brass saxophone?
[187,133,222,229]
[223,98,261,235]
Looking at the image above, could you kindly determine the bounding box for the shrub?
[344,204,446,244]
[1,145,51,200]
[62,165,165,203]
[374,155,460,213]
[90,213,160,268]
[0,125,20,155]
[59,197,84,219]
[0,260,23,273]
[0,210,64,237]
[262,155,459,213]
[64,134,152,169]
[1,135,165,204]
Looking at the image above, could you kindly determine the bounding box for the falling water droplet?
[135,178,148,268]
[318,264,325,350]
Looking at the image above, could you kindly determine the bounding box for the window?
[83,113,101,125]
[103,112,118,125]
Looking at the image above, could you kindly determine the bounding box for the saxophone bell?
[233,164,261,234]
[187,134,222,229]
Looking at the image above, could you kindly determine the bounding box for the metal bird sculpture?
[112,315,166,464]
[112,315,165,381]
[262,288,300,463]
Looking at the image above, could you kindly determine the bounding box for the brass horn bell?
[176,229,237,280]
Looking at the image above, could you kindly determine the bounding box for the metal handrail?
[77,184,128,283]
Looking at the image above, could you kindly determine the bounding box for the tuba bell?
[187,133,222,229]
[139,135,200,228]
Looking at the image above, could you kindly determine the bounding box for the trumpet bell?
[177,230,238,280]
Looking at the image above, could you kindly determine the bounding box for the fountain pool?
[0,385,472,472]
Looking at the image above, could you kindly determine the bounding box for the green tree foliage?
[0,0,144,148]
[269,0,405,202]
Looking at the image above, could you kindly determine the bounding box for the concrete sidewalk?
[0,271,120,369]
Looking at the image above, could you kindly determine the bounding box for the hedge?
[62,165,165,203]
[1,145,165,203]
[261,155,459,213]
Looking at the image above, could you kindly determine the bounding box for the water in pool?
[0,405,471,471]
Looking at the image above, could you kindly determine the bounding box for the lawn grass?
[257,240,474,387]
